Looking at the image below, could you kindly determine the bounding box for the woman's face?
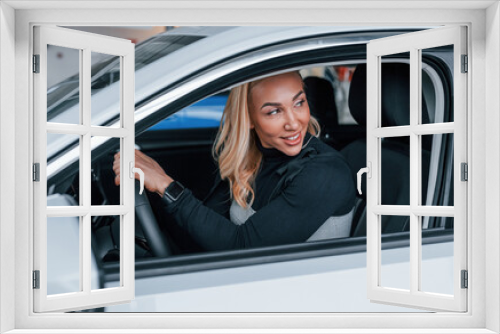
[248,72,310,157]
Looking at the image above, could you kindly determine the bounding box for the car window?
[146,92,227,131]
[46,34,205,126]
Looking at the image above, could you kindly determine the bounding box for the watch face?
[167,182,184,200]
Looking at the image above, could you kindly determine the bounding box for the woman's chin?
[280,144,303,156]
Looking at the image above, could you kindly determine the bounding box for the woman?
[113,71,355,251]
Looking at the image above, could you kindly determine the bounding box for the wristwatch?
[162,181,185,204]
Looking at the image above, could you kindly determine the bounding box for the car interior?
[88,61,448,262]
[47,50,454,267]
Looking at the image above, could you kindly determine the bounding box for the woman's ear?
[248,105,255,129]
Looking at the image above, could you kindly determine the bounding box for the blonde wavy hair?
[213,72,320,208]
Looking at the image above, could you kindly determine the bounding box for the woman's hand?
[113,150,173,197]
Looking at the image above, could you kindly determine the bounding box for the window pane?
[47,45,81,125]
[91,52,121,127]
[421,133,454,207]
[381,53,410,127]
[47,216,81,295]
[381,137,410,205]
[146,94,226,131]
[421,45,454,124]
[91,136,121,206]
[380,215,410,290]
[421,216,454,295]
[92,215,121,290]
[47,133,80,206]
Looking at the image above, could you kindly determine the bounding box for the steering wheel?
[134,180,172,257]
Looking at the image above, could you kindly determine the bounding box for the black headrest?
[304,76,338,128]
[348,63,429,127]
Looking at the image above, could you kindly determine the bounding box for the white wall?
[0,2,16,334]
[485,2,500,333]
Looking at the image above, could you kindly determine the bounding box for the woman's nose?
[284,111,299,130]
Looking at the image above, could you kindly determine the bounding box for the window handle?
[130,162,145,195]
[357,162,371,195]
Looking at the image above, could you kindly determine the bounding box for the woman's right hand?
[113,149,173,197]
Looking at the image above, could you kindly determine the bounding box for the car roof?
[131,25,432,113]
[135,26,429,103]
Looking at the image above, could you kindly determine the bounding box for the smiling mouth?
[285,133,300,141]
[281,132,302,146]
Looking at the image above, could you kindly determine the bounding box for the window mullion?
[373,205,411,215]
[373,205,454,217]
[46,123,87,135]
[373,124,455,138]
[413,123,454,135]
[409,48,420,294]
[122,51,135,291]
[81,48,92,294]
[45,124,131,138]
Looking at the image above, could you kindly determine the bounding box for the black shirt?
[161,134,355,251]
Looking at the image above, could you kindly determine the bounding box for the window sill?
[3,329,498,334]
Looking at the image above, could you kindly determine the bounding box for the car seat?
[341,63,431,236]
[303,76,338,141]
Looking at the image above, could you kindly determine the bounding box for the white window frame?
[33,25,136,312]
[1,2,498,333]
[366,26,468,312]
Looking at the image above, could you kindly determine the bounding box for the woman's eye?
[295,99,305,107]
[267,109,279,116]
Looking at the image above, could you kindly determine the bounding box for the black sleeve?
[161,157,355,251]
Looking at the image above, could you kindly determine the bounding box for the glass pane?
[421,45,454,124]
[91,136,121,206]
[47,45,80,124]
[47,216,80,294]
[421,216,454,295]
[91,52,121,127]
[146,94,226,131]
[381,137,410,205]
[47,133,80,206]
[92,215,121,290]
[421,133,454,207]
[380,215,410,290]
[380,52,410,127]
